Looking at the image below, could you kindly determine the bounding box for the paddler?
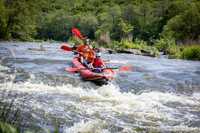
[76,38,95,69]
[93,52,106,73]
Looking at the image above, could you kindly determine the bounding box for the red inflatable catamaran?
[66,57,115,85]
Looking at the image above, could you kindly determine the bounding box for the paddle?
[66,65,133,73]
[61,44,133,72]
[72,27,86,40]
[118,65,133,72]
[60,44,73,51]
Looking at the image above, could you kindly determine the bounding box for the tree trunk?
[98,31,111,45]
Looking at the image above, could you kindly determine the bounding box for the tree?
[0,0,9,39]
[162,2,200,43]
[5,0,39,40]
[96,4,122,44]
[118,19,133,40]
[79,13,98,39]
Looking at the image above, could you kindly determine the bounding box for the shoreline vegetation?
[0,0,199,60]
[2,39,200,61]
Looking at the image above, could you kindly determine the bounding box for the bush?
[167,44,181,59]
[115,38,160,56]
[68,36,83,46]
[133,39,160,56]
[118,38,148,49]
[0,122,18,133]
[162,3,200,42]
[108,41,120,49]
[120,39,134,49]
[133,38,148,49]
[181,45,200,60]
[155,37,176,53]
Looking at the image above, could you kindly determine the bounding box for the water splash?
[0,82,199,132]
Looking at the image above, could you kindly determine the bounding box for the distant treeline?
[0,0,200,44]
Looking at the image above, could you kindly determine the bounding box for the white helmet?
[86,39,90,44]
[96,52,101,57]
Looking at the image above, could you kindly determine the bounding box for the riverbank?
[73,38,200,60]
[1,40,200,61]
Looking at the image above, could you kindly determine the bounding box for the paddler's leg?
[93,67,102,73]
[82,58,89,67]
[79,56,84,63]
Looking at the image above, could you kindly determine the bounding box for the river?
[0,42,200,133]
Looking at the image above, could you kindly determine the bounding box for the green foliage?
[0,122,18,133]
[120,39,134,49]
[181,45,200,60]
[37,12,73,41]
[68,36,83,46]
[0,0,199,60]
[155,37,181,58]
[0,0,199,43]
[114,38,159,56]
[167,45,181,59]
[0,0,9,39]
[1,0,40,40]
[155,37,176,52]
[162,2,200,42]
[118,19,133,39]
[133,39,160,57]
[78,13,98,39]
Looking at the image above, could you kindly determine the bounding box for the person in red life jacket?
[76,39,95,69]
[93,52,106,73]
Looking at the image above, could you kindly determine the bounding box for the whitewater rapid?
[0,42,200,132]
[1,80,200,132]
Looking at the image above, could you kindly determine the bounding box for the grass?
[108,39,160,57]
[155,37,200,60]
[0,122,18,133]
[166,44,200,60]
[167,44,182,59]
[0,91,21,133]
[181,45,200,60]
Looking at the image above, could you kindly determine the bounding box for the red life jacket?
[76,44,95,63]
[93,58,105,68]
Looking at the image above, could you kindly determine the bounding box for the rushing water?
[0,42,200,133]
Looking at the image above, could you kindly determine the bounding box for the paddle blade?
[65,67,79,73]
[119,65,133,72]
[60,44,72,51]
[72,27,85,40]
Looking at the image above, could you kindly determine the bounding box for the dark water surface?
[0,42,200,133]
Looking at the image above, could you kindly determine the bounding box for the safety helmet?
[94,48,100,52]
[86,39,90,45]
[96,52,101,57]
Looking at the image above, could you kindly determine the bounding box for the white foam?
[0,82,199,132]
[193,93,200,100]
[108,60,128,64]
[64,119,109,133]
[0,65,9,71]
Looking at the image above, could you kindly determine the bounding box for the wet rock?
[195,70,200,75]
[140,49,156,57]
[116,49,142,55]
[28,44,45,51]
[103,48,116,54]
[14,72,30,83]
[0,74,10,83]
